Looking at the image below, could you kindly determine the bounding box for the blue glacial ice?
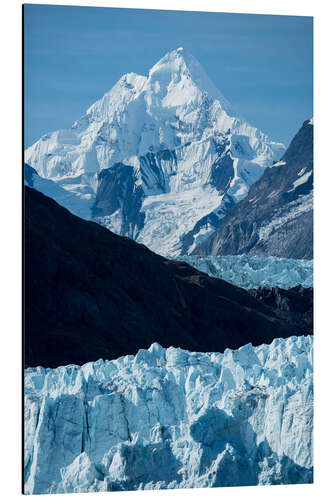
[178,255,313,289]
[24,336,313,493]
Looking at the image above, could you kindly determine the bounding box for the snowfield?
[24,336,313,494]
[177,255,313,289]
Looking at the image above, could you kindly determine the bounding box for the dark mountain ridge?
[248,285,313,337]
[25,186,311,368]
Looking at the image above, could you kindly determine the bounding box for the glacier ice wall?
[177,255,313,289]
[24,336,313,494]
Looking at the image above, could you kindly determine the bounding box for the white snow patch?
[287,170,312,192]
[249,196,260,204]
[272,160,286,167]
[267,190,279,199]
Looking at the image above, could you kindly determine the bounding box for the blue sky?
[24,4,313,148]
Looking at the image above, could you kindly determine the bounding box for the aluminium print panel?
[23,3,313,494]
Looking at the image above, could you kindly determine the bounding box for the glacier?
[177,255,313,290]
[25,47,285,256]
[24,336,313,494]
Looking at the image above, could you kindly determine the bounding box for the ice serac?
[193,119,313,259]
[177,255,313,290]
[24,336,313,494]
[25,48,285,256]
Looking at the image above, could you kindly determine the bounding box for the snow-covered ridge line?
[25,336,313,493]
[177,255,313,289]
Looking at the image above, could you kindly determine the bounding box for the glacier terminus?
[24,336,313,494]
[177,255,313,290]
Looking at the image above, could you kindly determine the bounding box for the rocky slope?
[25,186,305,368]
[193,118,313,259]
[24,336,313,494]
[248,285,313,337]
[25,48,284,256]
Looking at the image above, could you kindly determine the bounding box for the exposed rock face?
[91,163,145,238]
[193,119,313,259]
[25,186,303,369]
[248,285,313,337]
[24,336,313,494]
[25,48,284,256]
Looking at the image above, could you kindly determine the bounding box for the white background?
[0,0,332,498]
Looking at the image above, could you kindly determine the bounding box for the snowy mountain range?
[25,47,285,257]
[24,336,313,493]
[193,118,313,259]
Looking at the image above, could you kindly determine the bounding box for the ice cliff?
[24,336,313,494]
[177,255,313,289]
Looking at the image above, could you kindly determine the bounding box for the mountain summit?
[147,47,233,111]
[25,48,285,256]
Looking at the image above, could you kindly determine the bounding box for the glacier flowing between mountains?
[24,336,313,494]
[177,255,313,290]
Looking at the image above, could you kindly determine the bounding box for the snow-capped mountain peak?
[147,47,232,111]
[25,48,285,257]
